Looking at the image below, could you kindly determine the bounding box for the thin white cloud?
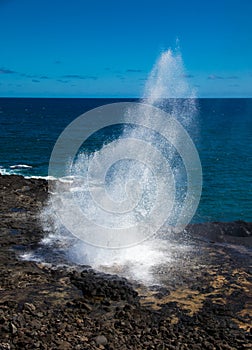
[208,74,239,80]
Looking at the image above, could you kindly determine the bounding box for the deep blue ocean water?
[0,98,251,223]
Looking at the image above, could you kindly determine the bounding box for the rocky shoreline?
[0,175,251,349]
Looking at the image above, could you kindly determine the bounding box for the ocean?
[0,97,251,223]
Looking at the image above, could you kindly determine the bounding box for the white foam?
[70,238,172,285]
[0,165,34,177]
[24,175,57,180]
[0,168,8,175]
[0,168,18,176]
[0,169,74,183]
[10,164,32,169]
[20,252,42,262]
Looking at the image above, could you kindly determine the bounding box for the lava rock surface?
[0,175,251,349]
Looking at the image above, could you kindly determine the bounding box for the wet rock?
[185,221,252,246]
[71,271,139,304]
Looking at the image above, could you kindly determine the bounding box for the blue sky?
[0,0,251,97]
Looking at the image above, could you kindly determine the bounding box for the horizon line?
[0,96,252,99]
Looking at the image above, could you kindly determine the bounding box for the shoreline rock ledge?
[0,174,251,349]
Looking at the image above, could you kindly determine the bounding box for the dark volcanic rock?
[71,269,138,303]
[0,175,251,349]
[185,221,252,247]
